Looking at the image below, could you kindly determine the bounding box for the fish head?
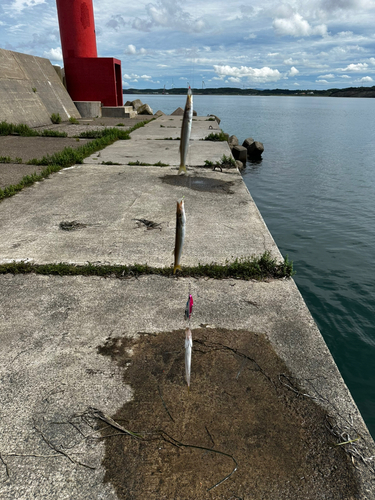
[177,198,185,214]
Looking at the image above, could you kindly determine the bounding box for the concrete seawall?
[0,115,374,498]
[0,49,80,127]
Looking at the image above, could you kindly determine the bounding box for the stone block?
[232,145,247,163]
[247,141,264,158]
[228,135,239,148]
[74,101,101,118]
[138,103,153,115]
[101,106,137,118]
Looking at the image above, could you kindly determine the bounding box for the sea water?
[137,93,375,437]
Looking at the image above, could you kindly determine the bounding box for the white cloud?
[340,75,351,78]
[125,44,137,55]
[342,62,368,71]
[244,33,257,40]
[273,13,327,38]
[213,65,282,83]
[228,76,241,83]
[369,58,375,65]
[288,66,299,77]
[43,47,63,61]
[336,31,354,37]
[123,73,140,80]
[157,64,169,68]
[318,73,335,78]
[134,0,206,34]
[316,79,329,83]
[141,74,152,80]
[360,76,373,82]
[9,0,46,13]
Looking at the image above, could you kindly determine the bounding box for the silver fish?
[173,198,186,274]
[178,87,193,174]
[185,327,192,389]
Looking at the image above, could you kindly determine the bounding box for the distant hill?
[329,87,375,98]
[123,86,375,98]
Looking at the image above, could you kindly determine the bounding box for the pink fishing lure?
[184,294,193,321]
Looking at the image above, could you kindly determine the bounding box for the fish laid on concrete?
[178,87,193,174]
[185,327,192,389]
[173,198,186,274]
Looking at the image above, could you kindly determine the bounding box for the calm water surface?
[139,94,375,436]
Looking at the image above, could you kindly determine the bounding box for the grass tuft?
[0,156,22,164]
[39,130,68,138]
[50,113,61,124]
[202,131,228,142]
[128,160,169,166]
[205,154,236,169]
[0,121,39,137]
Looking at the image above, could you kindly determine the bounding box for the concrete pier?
[0,116,374,499]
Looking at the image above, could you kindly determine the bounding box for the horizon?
[1,0,375,91]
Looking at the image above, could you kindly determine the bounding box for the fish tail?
[178,163,187,175]
[173,264,182,274]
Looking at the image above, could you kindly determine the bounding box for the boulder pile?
[125,99,154,115]
[227,135,264,168]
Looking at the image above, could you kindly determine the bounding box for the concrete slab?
[0,165,280,266]
[33,116,152,138]
[102,106,136,118]
[0,136,90,164]
[1,111,374,498]
[130,115,221,140]
[83,140,231,166]
[0,274,374,499]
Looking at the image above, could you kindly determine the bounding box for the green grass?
[205,154,236,169]
[0,121,39,136]
[0,121,66,137]
[50,113,61,124]
[78,127,130,139]
[202,131,228,142]
[69,117,80,125]
[39,130,68,138]
[0,252,294,280]
[0,156,22,164]
[128,160,169,166]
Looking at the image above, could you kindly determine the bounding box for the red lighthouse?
[56,0,123,107]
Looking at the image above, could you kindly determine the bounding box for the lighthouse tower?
[56,0,123,107]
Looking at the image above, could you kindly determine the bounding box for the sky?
[1,0,375,90]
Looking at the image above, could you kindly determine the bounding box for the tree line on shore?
[123,86,375,98]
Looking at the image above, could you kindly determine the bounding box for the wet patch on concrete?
[97,328,359,500]
[161,174,235,194]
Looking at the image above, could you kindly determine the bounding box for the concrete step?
[102,106,137,118]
